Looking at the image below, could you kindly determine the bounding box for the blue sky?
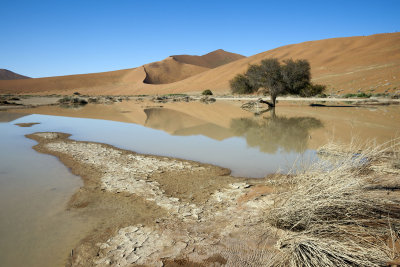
[1,0,399,78]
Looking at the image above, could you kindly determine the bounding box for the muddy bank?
[26,132,277,266]
[25,131,400,266]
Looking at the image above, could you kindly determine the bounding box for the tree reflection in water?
[230,109,323,153]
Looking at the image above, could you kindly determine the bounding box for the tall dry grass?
[267,139,400,266]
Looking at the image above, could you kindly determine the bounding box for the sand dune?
[143,57,209,84]
[0,68,137,94]
[172,49,245,69]
[1,32,399,95]
[0,69,30,80]
[162,32,400,95]
[143,49,244,85]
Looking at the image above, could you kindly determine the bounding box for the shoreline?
[26,132,277,266]
[1,94,399,111]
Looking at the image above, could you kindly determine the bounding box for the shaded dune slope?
[0,69,30,80]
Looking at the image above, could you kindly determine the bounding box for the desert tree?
[230,58,323,107]
[248,59,286,107]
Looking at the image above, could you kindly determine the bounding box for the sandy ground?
[26,132,279,266]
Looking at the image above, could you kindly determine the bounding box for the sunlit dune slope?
[1,32,399,95]
[0,68,139,94]
[166,32,400,95]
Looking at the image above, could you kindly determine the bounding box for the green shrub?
[300,83,326,97]
[202,89,213,96]
[343,93,355,98]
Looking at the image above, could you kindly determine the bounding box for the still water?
[1,101,399,266]
[11,113,318,177]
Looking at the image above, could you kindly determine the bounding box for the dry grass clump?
[220,244,276,267]
[267,140,400,266]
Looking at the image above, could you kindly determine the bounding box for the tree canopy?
[230,58,325,106]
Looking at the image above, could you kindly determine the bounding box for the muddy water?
[0,119,96,267]
[1,100,400,266]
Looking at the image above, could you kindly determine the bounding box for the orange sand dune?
[0,68,137,94]
[1,32,399,95]
[161,32,400,95]
[172,49,245,69]
[143,57,209,84]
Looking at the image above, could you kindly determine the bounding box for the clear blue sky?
[1,0,399,78]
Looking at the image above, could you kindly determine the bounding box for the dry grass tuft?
[220,244,276,267]
[267,139,400,266]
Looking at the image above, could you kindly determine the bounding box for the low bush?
[202,89,213,96]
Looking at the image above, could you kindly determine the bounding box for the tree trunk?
[270,107,276,119]
[272,95,277,107]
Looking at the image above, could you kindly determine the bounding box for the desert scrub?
[267,140,400,266]
[202,89,213,96]
[58,96,88,105]
[343,92,372,98]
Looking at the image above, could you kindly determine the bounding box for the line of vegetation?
[343,92,372,98]
[229,58,326,107]
[342,92,394,98]
[163,93,188,97]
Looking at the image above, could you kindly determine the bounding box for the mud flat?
[27,132,279,266]
[26,132,400,266]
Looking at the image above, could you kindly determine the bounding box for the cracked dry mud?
[26,132,278,267]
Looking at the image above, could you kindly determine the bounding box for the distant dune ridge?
[172,49,246,69]
[143,49,245,84]
[143,57,210,84]
[0,32,399,95]
[0,69,30,80]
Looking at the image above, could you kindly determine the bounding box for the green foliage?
[281,59,311,95]
[164,93,188,97]
[202,89,213,96]
[300,83,326,97]
[229,74,255,94]
[229,58,320,106]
